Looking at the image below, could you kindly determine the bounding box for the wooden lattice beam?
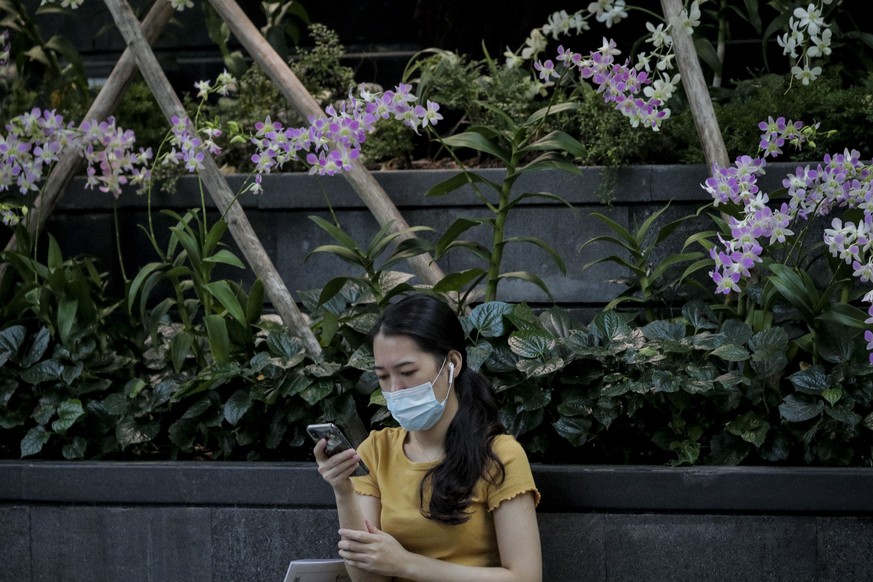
[103,0,322,356]
[660,0,730,170]
[207,0,447,288]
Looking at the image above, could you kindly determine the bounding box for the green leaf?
[749,327,789,358]
[434,217,487,258]
[517,356,564,377]
[425,170,501,198]
[170,331,194,373]
[641,320,686,342]
[203,281,248,326]
[0,325,26,367]
[553,416,592,446]
[468,302,513,337]
[519,130,586,157]
[441,131,511,165]
[224,389,252,425]
[726,411,769,448]
[300,379,333,405]
[21,359,64,385]
[57,298,78,346]
[503,236,567,274]
[20,425,50,458]
[497,271,554,301]
[116,417,159,448]
[204,315,230,363]
[779,394,825,422]
[433,268,487,295]
[710,343,750,362]
[821,388,843,406]
[202,249,246,269]
[788,365,829,395]
[51,399,84,433]
[62,437,87,460]
[22,327,50,368]
[508,330,557,358]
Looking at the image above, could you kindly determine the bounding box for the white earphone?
[448,362,455,385]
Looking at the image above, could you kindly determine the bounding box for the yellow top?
[352,428,539,578]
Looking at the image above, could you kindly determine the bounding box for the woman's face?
[372,333,450,398]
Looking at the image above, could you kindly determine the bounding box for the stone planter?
[43,164,798,308]
[1,461,871,581]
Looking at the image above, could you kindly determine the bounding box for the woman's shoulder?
[360,426,405,451]
[490,433,528,461]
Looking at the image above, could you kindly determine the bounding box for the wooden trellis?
[6,0,728,356]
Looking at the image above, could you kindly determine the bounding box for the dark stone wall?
[1,462,872,582]
[34,164,802,309]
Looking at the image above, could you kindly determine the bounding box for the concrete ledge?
[2,461,872,514]
[2,462,872,582]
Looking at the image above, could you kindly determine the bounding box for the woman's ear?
[448,351,463,382]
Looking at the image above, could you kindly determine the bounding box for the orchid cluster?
[0,108,152,203]
[535,40,671,131]
[777,1,834,85]
[506,2,698,107]
[703,116,873,360]
[703,117,824,294]
[246,83,441,192]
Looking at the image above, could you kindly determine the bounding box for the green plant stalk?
[485,154,518,301]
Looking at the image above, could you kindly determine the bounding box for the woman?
[314,294,542,582]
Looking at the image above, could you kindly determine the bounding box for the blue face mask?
[383,359,452,432]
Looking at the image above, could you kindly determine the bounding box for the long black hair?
[369,294,506,524]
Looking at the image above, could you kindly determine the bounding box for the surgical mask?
[383,359,453,432]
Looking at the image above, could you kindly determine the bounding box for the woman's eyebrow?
[373,360,417,371]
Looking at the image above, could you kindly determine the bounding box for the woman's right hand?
[314,438,361,494]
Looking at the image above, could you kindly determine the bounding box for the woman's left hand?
[337,520,409,577]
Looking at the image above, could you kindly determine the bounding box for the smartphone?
[306,422,370,477]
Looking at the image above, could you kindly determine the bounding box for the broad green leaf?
[517,356,564,377]
[788,365,829,395]
[682,301,718,331]
[710,343,750,362]
[726,411,769,448]
[553,416,592,446]
[116,417,159,448]
[21,359,64,385]
[642,320,686,342]
[224,389,252,425]
[22,326,50,368]
[468,302,513,337]
[267,331,305,360]
[779,394,825,422]
[508,330,557,358]
[300,378,333,405]
[499,406,544,437]
[20,425,50,458]
[50,399,84,433]
[0,325,25,367]
[749,327,789,358]
[824,405,861,426]
[821,388,843,407]
[721,319,753,345]
[62,437,87,460]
